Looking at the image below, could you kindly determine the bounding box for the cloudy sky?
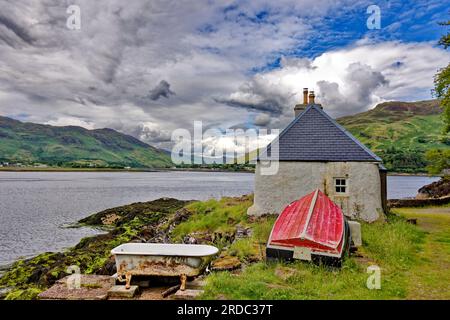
[0,0,449,150]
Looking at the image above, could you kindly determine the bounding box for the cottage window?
[334,178,347,194]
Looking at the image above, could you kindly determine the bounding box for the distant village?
[0,162,47,168]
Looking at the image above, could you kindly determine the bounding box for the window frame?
[334,177,348,195]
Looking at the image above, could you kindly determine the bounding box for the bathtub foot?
[180,274,187,291]
[125,273,132,290]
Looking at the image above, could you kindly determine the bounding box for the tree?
[425,149,450,175]
[434,18,450,133]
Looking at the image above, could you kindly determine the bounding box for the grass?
[171,198,450,300]
[391,205,450,299]
[171,195,277,263]
[201,214,425,300]
[343,115,447,152]
[171,196,253,243]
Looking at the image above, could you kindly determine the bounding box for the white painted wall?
[247,161,384,222]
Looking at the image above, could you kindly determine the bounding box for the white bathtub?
[111,243,219,289]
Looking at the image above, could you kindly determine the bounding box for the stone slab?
[172,289,204,300]
[348,220,362,247]
[186,279,206,290]
[108,285,139,299]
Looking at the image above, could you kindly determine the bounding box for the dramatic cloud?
[254,113,271,126]
[0,0,448,150]
[216,76,294,116]
[317,62,388,114]
[224,41,449,119]
[148,80,175,101]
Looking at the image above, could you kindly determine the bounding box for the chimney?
[294,87,309,117]
[308,91,315,104]
[294,88,322,117]
[303,88,308,104]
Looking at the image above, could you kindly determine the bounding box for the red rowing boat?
[266,189,350,265]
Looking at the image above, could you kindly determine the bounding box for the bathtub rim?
[111,243,219,257]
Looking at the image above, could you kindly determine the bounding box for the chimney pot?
[308,91,315,104]
[303,88,308,105]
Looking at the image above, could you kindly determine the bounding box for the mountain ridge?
[0,116,172,168]
[337,99,448,172]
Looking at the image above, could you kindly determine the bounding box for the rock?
[274,267,297,280]
[0,287,13,299]
[100,213,121,225]
[172,289,203,300]
[171,208,193,224]
[182,232,213,244]
[97,256,116,275]
[212,232,235,245]
[184,236,198,244]
[187,278,206,290]
[417,177,450,199]
[108,285,139,299]
[235,225,252,239]
[211,256,241,271]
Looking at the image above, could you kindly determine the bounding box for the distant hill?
[0,116,172,168]
[337,99,449,173]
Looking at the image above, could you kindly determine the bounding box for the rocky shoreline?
[417,176,450,199]
[0,195,262,300]
[0,198,192,299]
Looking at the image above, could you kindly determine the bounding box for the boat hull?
[266,189,351,266]
[266,218,351,267]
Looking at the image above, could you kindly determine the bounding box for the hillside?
[337,99,449,172]
[0,116,172,168]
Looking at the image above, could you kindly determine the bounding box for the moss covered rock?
[0,198,188,300]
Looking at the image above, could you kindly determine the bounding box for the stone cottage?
[247,88,387,222]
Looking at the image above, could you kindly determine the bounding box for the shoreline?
[0,167,254,173]
[0,167,440,176]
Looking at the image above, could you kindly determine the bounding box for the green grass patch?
[202,214,425,300]
[171,196,253,241]
[390,206,450,299]
[360,215,425,270]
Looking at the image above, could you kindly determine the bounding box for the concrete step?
[172,289,204,300]
[108,285,139,299]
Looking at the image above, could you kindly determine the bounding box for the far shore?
[0,166,254,173]
[0,166,441,176]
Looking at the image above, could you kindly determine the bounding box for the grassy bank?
[0,195,448,300]
[200,215,424,299]
[392,205,450,299]
[168,198,447,299]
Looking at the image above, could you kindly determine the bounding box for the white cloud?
[46,117,95,129]
[223,41,450,119]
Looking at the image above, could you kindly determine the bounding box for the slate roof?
[260,105,381,162]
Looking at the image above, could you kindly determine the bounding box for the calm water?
[0,171,440,266]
